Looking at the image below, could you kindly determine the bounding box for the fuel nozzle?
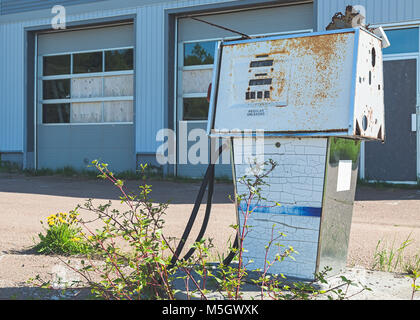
[326,5,366,30]
[326,5,390,49]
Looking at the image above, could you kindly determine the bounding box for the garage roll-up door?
[176,3,314,178]
[36,24,135,172]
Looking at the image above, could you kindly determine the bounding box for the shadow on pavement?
[1,173,420,204]
[0,173,235,205]
[0,286,94,300]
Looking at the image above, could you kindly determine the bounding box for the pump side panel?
[213,31,355,134]
[316,138,360,276]
[352,29,385,140]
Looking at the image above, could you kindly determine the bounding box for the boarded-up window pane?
[103,101,133,122]
[182,69,213,94]
[72,77,103,98]
[104,75,133,96]
[71,102,102,123]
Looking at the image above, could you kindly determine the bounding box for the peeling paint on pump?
[211,28,385,141]
[206,26,386,281]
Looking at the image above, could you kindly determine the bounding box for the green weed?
[34,212,92,256]
[371,234,418,273]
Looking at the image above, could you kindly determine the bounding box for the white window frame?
[178,39,218,123]
[39,46,135,126]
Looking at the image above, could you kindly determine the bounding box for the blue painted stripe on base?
[238,203,322,218]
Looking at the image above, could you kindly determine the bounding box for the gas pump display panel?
[209,28,385,141]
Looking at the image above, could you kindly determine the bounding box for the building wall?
[0,0,106,15]
[0,0,314,171]
[2,0,417,174]
[0,0,242,159]
[317,0,420,31]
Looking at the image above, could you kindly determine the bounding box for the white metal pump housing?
[207,28,387,281]
[208,28,385,141]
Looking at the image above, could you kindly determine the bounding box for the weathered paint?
[233,136,361,280]
[210,28,385,141]
[353,29,385,140]
[233,137,327,280]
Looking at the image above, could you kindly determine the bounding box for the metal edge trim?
[348,27,360,136]
[314,137,331,275]
[206,41,222,136]
[222,27,358,46]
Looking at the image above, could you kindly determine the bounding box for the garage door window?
[182,41,216,121]
[43,103,70,123]
[43,54,71,76]
[383,27,419,55]
[73,51,103,74]
[41,48,134,124]
[184,41,216,66]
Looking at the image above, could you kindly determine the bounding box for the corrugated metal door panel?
[178,3,314,41]
[38,24,135,55]
[0,22,24,151]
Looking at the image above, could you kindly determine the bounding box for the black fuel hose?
[170,143,239,268]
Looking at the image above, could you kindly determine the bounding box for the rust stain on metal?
[272,33,347,108]
[224,33,351,110]
[222,31,355,130]
[276,71,286,97]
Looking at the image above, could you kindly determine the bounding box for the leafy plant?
[34,212,92,256]
[403,252,420,275]
[30,159,372,300]
[407,270,420,300]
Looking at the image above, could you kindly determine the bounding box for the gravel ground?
[0,172,419,300]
